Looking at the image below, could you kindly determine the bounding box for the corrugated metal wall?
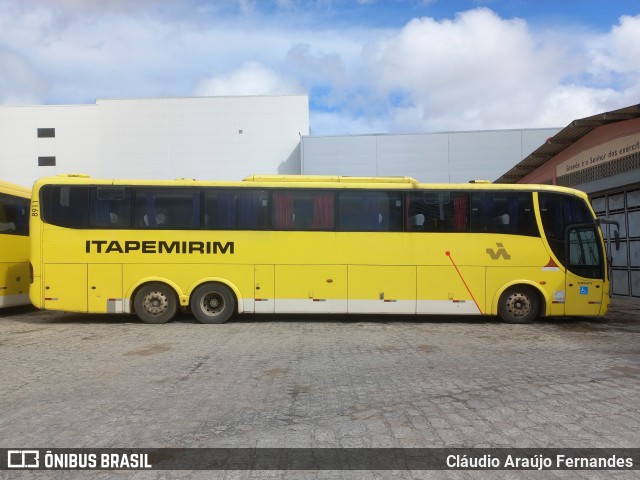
[301,129,560,183]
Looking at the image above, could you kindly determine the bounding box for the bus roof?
[243,174,420,185]
[0,180,31,198]
[31,174,589,198]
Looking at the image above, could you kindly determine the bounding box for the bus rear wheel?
[498,286,539,324]
[191,282,235,324]
[134,282,178,324]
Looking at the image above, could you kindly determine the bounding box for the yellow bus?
[29,174,613,324]
[0,180,31,308]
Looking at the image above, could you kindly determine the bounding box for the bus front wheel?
[134,282,178,324]
[191,282,236,324]
[498,286,539,324]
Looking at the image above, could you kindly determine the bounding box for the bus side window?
[338,191,402,232]
[40,186,89,228]
[205,190,268,230]
[90,187,131,228]
[0,194,29,235]
[134,189,200,229]
[273,191,335,231]
[406,191,468,232]
[471,192,538,236]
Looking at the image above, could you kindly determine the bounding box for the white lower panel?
[250,298,483,315]
[274,299,348,314]
[0,293,30,308]
[243,298,258,314]
[106,299,126,314]
[348,299,416,314]
[416,300,481,315]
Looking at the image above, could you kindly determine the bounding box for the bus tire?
[191,282,235,324]
[133,282,178,324]
[498,286,539,324]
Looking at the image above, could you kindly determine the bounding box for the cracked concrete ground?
[1,301,639,479]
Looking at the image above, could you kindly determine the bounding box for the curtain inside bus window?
[274,193,294,229]
[92,196,112,227]
[312,193,334,230]
[143,193,158,227]
[190,193,201,228]
[238,192,259,229]
[363,193,381,230]
[217,193,236,229]
[453,195,468,231]
[405,196,414,231]
[505,196,519,234]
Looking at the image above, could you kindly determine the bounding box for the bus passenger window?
[470,192,538,236]
[406,191,468,232]
[90,187,131,228]
[205,190,268,230]
[40,185,90,228]
[273,191,335,231]
[338,191,402,232]
[0,194,29,235]
[134,189,201,229]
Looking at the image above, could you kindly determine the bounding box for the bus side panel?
[0,262,30,308]
[486,267,562,317]
[43,264,88,312]
[274,265,347,313]
[417,266,484,315]
[254,265,274,313]
[88,264,124,313]
[0,234,30,307]
[348,265,416,314]
[564,270,605,317]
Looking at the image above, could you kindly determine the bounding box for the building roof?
[495,103,640,184]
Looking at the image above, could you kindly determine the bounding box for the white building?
[0,95,309,187]
[0,94,559,188]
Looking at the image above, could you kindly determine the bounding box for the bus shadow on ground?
[4,306,624,329]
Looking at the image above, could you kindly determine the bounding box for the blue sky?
[1,0,639,134]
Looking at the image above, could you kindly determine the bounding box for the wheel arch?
[187,278,244,314]
[125,277,183,313]
[490,281,548,318]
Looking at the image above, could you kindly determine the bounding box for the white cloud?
[589,14,640,89]
[196,61,304,96]
[364,9,570,130]
[0,48,46,103]
[0,0,637,134]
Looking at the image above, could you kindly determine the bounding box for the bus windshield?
[538,192,603,279]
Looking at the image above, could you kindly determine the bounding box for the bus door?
[564,224,605,316]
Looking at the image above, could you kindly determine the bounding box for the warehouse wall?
[301,129,560,183]
[0,95,309,188]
